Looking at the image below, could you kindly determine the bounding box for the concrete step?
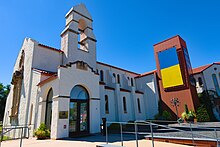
[97,144,124,147]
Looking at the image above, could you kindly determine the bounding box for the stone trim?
[66,9,93,22]
[135,90,144,94]
[105,86,115,90]
[61,28,79,37]
[120,88,131,93]
[65,19,79,27]
[90,98,100,100]
[99,81,105,85]
[81,36,97,43]
[53,95,70,99]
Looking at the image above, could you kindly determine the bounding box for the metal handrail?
[0,126,29,147]
[105,120,220,147]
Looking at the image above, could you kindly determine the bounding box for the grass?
[0,125,2,133]
[0,124,10,141]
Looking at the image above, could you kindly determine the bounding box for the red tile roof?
[192,62,220,74]
[97,61,139,75]
[135,70,156,78]
[32,68,57,76]
[37,74,57,87]
[38,43,63,53]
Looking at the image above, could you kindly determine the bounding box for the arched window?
[198,77,203,86]
[70,86,89,100]
[113,73,116,83]
[137,98,141,113]
[45,88,53,129]
[117,74,120,84]
[100,70,104,82]
[131,78,134,87]
[105,95,109,114]
[212,74,220,96]
[29,104,33,125]
[123,97,127,113]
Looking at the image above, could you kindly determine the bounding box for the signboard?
[59,111,68,119]
[158,47,184,88]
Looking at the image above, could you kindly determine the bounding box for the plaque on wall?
[59,111,68,119]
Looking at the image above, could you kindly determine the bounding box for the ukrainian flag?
[158,47,183,88]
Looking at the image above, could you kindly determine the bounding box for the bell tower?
[61,4,97,70]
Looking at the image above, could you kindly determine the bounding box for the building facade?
[4,3,219,140]
[153,36,199,118]
[3,4,159,139]
[193,63,220,120]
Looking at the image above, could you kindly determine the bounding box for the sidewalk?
[1,135,190,147]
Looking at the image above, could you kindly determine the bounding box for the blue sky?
[0,0,220,85]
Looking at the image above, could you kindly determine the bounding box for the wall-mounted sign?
[59,111,68,119]
[158,47,183,88]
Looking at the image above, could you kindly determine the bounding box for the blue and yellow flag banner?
[158,47,184,88]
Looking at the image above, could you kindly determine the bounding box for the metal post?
[189,122,195,146]
[135,122,138,147]
[214,129,219,147]
[120,123,123,146]
[150,122,155,147]
[20,128,23,147]
[105,122,108,144]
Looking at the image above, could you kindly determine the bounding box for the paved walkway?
[1,134,190,147]
[1,139,190,147]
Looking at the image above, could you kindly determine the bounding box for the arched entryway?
[69,85,89,137]
[45,88,53,130]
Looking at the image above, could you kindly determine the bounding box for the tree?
[197,105,210,122]
[0,83,10,121]
[198,90,216,121]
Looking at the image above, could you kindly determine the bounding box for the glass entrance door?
[69,101,89,136]
[69,85,89,137]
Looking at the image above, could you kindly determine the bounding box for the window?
[45,88,53,129]
[117,74,120,84]
[29,104,33,125]
[123,97,127,113]
[77,19,88,52]
[113,73,116,83]
[70,86,89,100]
[212,74,220,96]
[100,70,104,82]
[131,78,134,86]
[198,77,203,86]
[137,98,141,113]
[105,95,109,114]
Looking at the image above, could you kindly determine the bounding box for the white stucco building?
[193,62,220,120]
[3,4,159,139]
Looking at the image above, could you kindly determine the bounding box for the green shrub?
[154,110,172,120]
[198,91,216,121]
[181,104,196,122]
[162,110,172,120]
[197,105,210,122]
[34,123,50,139]
[108,123,120,130]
